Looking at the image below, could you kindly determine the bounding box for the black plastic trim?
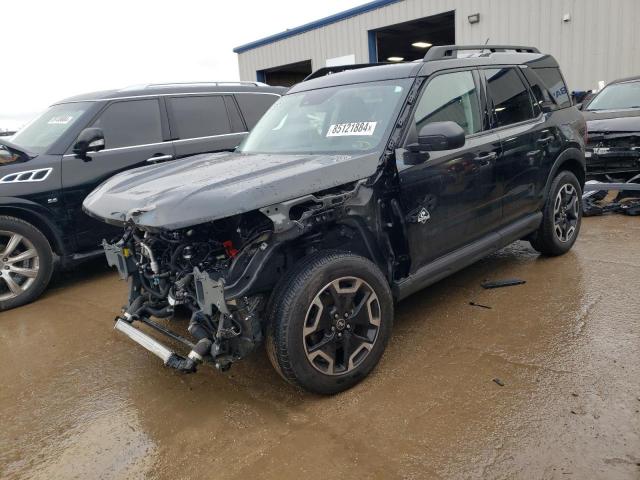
[393,213,542,300]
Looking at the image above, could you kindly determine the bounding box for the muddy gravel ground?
[1,216,639,480]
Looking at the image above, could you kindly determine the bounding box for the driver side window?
[414,70,482,136]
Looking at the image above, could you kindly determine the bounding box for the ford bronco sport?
[0,82,283,310]
[85,45,586,394]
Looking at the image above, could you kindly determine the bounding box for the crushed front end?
[99,177,379,374]
[586,131,640,178]
[104,211,275,373]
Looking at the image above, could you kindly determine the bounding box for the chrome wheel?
[553,184,579,243]
[0,230,40,302]
[303,276,381,376]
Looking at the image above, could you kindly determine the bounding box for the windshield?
[238,79,412,155]
[586,81,640,111]
[11,102,93,154]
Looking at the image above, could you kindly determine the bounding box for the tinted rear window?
[520,68,553,112]
[484,68,535,127]
[169,95,231,139]
[235,93,280,129]
[224,96,246,132]
[533,67,571,108]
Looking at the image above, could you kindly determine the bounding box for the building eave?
[233,0,402,54]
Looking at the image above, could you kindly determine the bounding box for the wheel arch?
[0,202,66,257]
[545,147,586,198]
[231,219,388,300]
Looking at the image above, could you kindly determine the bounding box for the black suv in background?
[0,82,284,310]
[86,45,586,394]
[580,76,640,179]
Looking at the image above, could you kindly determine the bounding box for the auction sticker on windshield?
[327,122,377,137]
[47,115,74,125]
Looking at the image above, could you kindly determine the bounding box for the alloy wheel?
[303,276,381,376]
[553,184,579,243]
[0,230,40,301]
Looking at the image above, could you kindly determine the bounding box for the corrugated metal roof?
[233,0,402,54]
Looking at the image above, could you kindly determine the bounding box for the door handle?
[473,152,497,165]
[537,135,554,146]
[146,154,174,164]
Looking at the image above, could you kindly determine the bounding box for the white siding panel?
[237,0,640,91]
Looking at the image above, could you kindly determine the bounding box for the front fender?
[0,196,67,256]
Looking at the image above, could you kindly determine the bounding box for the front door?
[62,98,174,250]
[398,69,502,271]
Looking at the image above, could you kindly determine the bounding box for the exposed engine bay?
[105,209,275,371]
[102,180,389,373]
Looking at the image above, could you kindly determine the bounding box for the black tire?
[266,251,393,395]
[529,170,582,256]
[0,216,54,311]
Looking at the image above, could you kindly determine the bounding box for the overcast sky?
[1,0,365,130]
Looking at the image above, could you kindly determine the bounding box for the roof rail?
[304,63,390,81]
[424,44,540,61]
[143,81,269,88]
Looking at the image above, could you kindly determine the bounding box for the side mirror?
[73,128,105,161]
[405,121,465,165]
[416,121,465,151]
[574,102,583,111]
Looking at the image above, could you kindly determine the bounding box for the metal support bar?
[115,319,175,364]
[138,317,195,349]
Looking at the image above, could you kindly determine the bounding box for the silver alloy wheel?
[553,184,580,243]
[0,230,40,301]
[303,276,381,376]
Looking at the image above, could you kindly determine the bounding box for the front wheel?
[529,170,582,256]
[0,216,54,311]
[266,251,393,394]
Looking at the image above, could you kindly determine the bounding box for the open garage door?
[257,60,312,87]
[370,11,455,63]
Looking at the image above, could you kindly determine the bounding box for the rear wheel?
[266,251,393,394]
[529,170,582,256]
[0,216,54,311]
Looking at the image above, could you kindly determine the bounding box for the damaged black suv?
[84,45,586,394]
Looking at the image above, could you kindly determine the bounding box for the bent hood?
[83,150,380,230]
[583,109,640,133]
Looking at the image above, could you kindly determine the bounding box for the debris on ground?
[481,279,526,289]
[493,378,505,387]
[469,301,492,309]
[582,176,640,216]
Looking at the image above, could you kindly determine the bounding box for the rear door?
[62,98,174,250]
[398,69,502,270]
[482,67,553,224]
[167,94,247,158]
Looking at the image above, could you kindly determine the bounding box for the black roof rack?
[424,44,540,61]
[304,63,390,81]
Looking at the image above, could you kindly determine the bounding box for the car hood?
[83,150,380,230]
[0,138,37,161]
[582,109,640,133]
